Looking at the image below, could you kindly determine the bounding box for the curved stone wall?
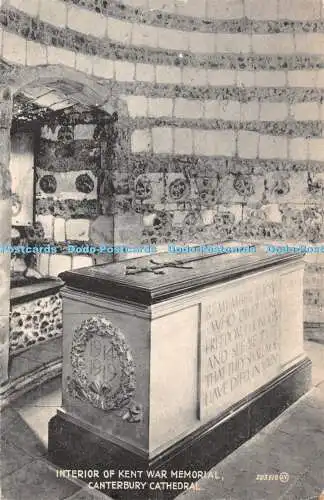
[115,0,322,21]
[0,0,323,325]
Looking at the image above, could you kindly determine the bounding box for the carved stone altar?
[48,245,311,499]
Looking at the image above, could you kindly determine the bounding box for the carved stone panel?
[200,274,281,421]
[67,316,142,422]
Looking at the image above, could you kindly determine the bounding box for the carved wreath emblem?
[196,176,221,207]
[233,174,255,197]
[11,193,22,216]
[75,173,95,194]
[67,317,142,422]
[169,178,189,200]
[135,176,153,200]
[39,174,57,194]
[270,174,290,196]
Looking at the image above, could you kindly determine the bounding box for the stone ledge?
[0,336,62,408]
[10,278,64,306]
[304,322,324,344]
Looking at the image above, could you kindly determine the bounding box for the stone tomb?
[48,246,311,499]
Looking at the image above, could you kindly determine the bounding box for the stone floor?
[1,341,323,500]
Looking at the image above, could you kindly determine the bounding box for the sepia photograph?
[0,0,323,499]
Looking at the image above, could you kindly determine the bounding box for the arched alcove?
[0,62,121,399]
[6,64,111,108]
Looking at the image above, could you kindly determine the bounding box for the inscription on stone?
[200,275,281,420]
[84,335,122,395]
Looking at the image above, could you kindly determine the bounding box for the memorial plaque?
[200,274,281,420]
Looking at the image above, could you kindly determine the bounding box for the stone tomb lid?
[59,244,303,305]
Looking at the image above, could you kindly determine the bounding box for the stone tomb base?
[48,247,312,500]
[49,357,311,500]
